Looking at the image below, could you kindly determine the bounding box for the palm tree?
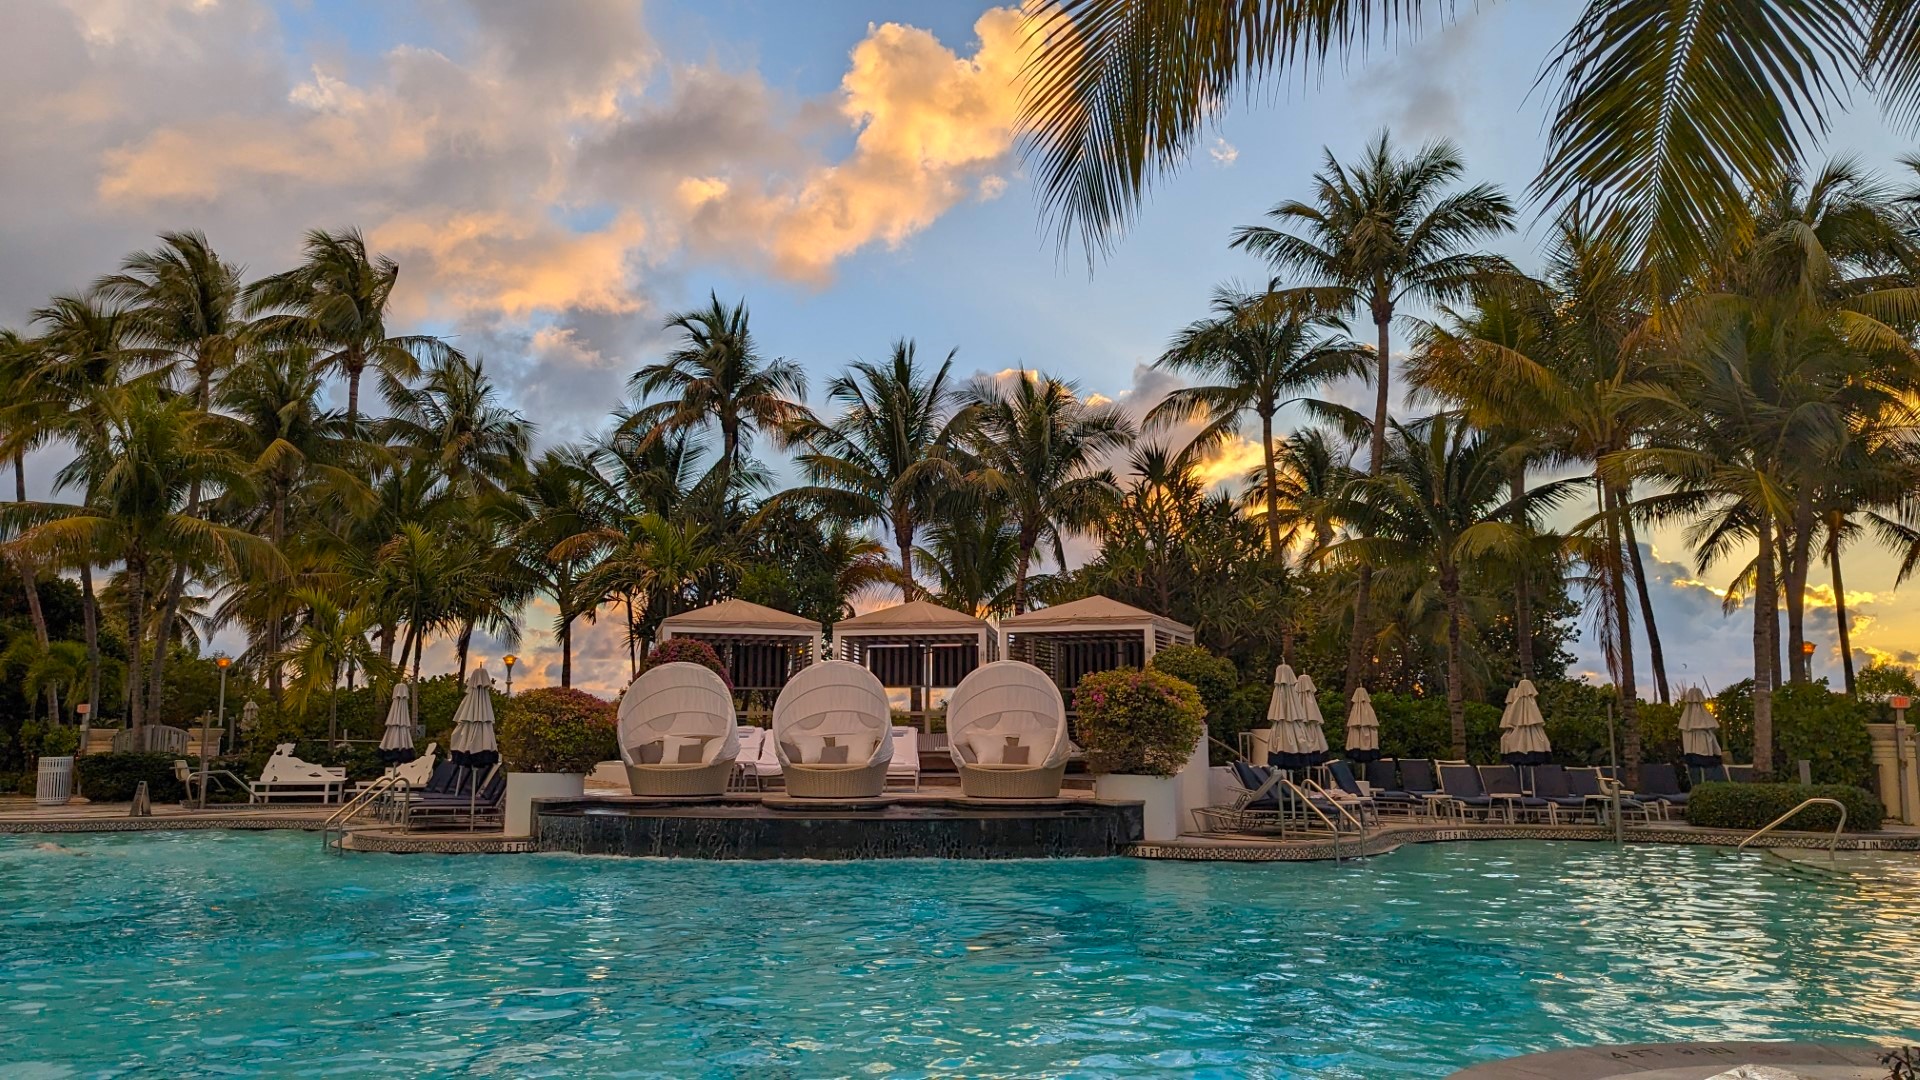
[914,500,1022,618]
[1016,1,1920,289]
[1148,284,1364,561]
[510,448,608,689]
[0,330,57,722]
[281,588,389,743]
[6,387,276,731]
[1330,416,1568,758]
[964,373,1135,610]
[382,354,532,503]
[245,228,458,423]
[95,230,249,407]
[625,294,809,500]
[788,340,975,599]
[1232,132,1515,691]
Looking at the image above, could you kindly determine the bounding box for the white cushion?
[791,733,828,764]
[966,732,1004,766]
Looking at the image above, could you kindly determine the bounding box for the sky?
[2,0,1916,699]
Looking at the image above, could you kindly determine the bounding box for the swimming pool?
[2,834,1915,1077]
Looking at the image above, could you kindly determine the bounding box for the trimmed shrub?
[76,752,187,802]
[497,687,616,774]
[38,724,80,758]
[1148,645,1240,764]
[1075,667,1206,777]
[1687,781,1883,833]
[639,639,733,690]
[1708,680,1873,787]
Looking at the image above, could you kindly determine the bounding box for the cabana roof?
[834,600,989,635]
[998,595,1194,638]
[659,598,821,636]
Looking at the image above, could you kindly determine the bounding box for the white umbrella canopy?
[378,683,415,764]
[1677,685,1723,764]
[1292,673,1329,759]
[448,666,499,769]
[1266,664,1309,763]
[1499,678,1551,763]
[1345,687,1382,760]
[1498,687,1520,729]
[1266,664,1297,722]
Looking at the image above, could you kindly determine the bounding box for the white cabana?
[1344,687,1382,762]
[1292,673,1330,764]
[834,600,995,726]
[944,660,1072,798]
[448,666,499,771]
[1498,678,1551,764]
[658,599,824,716]
[1678,686,1723,767]
[999,595,1194,700]
[618,662,742,796]
[377,683,415,765]
[771,660,894,798]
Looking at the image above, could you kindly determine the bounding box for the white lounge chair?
[618,662,740,796]
[351,743,438,795]
[248,743,347,804]
[729,726,774,791]
[886,726,921,791]
[771,661,893,798]
[945,661,1071,798]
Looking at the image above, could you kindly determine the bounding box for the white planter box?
[1094,772,1183,842]
[504,772,584,837]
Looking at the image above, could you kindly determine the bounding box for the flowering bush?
[496,687,616,773]
[1075,667,1205,777]
[638,638,733,690]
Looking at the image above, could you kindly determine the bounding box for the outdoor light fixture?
[503,653,517,697]
[1802,641,1817,656]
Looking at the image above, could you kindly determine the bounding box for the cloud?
[1208,137,1239,167]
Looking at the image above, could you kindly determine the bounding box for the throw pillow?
[674,735,714,764]
[1001,738,1031,766]
[818,744,851,764]
[632,740,665,765]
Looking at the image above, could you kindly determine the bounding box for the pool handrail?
[1737,796,1847,862]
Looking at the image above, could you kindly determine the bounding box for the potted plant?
[496,687,616,836]
[1076,667,1206,842]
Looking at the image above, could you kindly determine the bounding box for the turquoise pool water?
[2,834,1916,1077]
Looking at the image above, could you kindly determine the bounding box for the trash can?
[35,755,75,807]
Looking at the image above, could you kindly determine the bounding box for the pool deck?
[1447,1040,1893,1078]
[8,794,1920,861]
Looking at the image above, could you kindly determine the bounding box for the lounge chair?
[887,726,922,791]
[1191,761,1287,834]
[172,758,247,804]
[1436,763,1498,822]
[1362,759,1419,815]
[352,743,438,795]
[1568,767,1658,822]
[403,766,506,828]
[1325,761,1380,825]
[1529,764,1592,824]
[619,662,740,796]
[730,726,768,791]
[771,661,893,798]
[1636,764,1689,810]
[248,744,347,804]
[944,660,1071,798]
[1397,759,1446,818]
[1477,764,1553,823]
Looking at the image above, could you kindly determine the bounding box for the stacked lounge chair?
[1528,764,1593,824]
[1477,764,1553,823]
[1635,764,1690,812]
[1436,763,1498,822]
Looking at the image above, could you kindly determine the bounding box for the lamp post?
[502,654,517,697]
[201,655,231,810]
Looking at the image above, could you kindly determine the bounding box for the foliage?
[1147,645,1237,714]
[496,687,616,774]
[38,724,79,758]
[1710,679,1874,787]
[1686,782,1884,833]
[638,638,732,690]
[75,752,188,802]
[1074,667,1205,777]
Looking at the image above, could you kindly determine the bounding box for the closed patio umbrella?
[1266,664,1308,770]
[1498,678,1551,766]
[1344,687,1382,762]
[377,684,416,766]
[448,666,499,771]
[1677,686,1722,767]
[1292,673,1329,766]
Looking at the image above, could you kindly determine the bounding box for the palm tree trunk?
[1344,308,1393,695]
[1785,495,1814,683]
[1830,539,1855,695]
[455,620,473,682]
[896,516,916,602]
[625,593,638,678]
[79,562,100,725]
[1603,482,1641,770]
[1443,570,1467,760]
[1261,410,1282,560]
[560,614,573,688]
[13,451,56,723]
[1753,505,1777,777]
[126,551,148,734]
[1620,509,1670,704]
[346,351,364,426]
[1510,466,1534,681]
[1013,542,1033,613]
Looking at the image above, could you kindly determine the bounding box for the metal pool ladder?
[1736,797,1847,863]
[320,776,411,855]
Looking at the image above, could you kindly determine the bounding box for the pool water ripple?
[2,833,1918,1077]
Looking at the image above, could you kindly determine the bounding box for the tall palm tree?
[964,373,1135,610]
[625,294,809,501]
[1330,416,1568,758]
[1147,284,1364,561]
[246,228,457,423]
[382,354,532,503]
[510,448,608,689]
[1016,1,1920,290]
[280,588,390,743]
[914,499,1022,618]
[788,340,975,599]
[1232,132,1515,691]
[0,330,56,722]
[6,387,276,731]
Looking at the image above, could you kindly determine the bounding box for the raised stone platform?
[1447,1041,1891,1078]
[531,794,1142,859]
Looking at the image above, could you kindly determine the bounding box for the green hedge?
[76,752,189,802]
[1686,781,1883,832]
[1149,646,1242,764]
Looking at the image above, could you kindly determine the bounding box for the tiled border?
[1127,823,1920,861]
[0,815,329,835]
[340,830,538,854]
